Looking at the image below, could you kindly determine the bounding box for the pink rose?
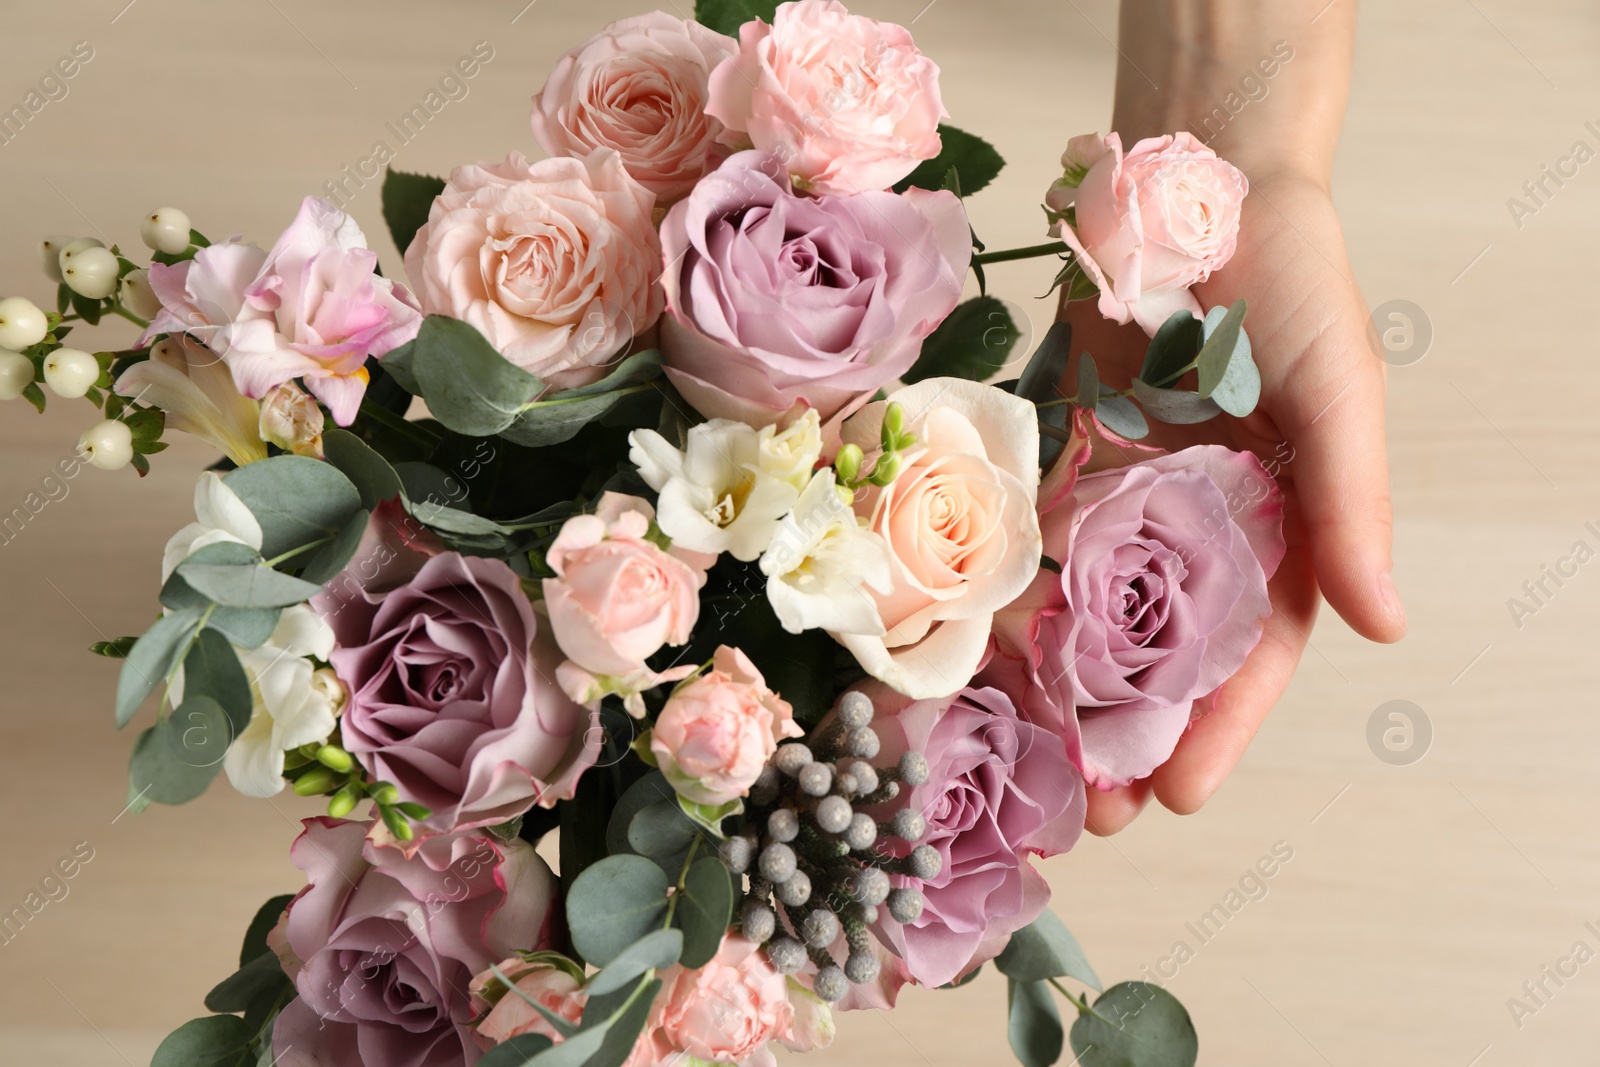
[835,378,1042,699]
[1049,132,1247,335]
[543,493,710,708]
[868,685,1086,989]
[272,819,559,1067]
[532,13,736,202]
[651,645,801,806]
[659,151,969,426]
[232,197,423,425]
[315,521,600,842]
[653,935,795,1067]
[984,445,1285,789]
[402,150,663,391]
[706,0,946,195]
[471,957,587,1048]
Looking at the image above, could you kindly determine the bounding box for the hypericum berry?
[141,207,192,255]
[775,869,811,907]
[62,246,119,300]
[766,936,807,975]
[119,268,162,319]
[774,742,813,777]
[0,351,33,400]
[742,900,777,944]
[758,842,797,884]
[767,808,800,844]
[78,419,133,471]
[43,348,100,398]
[813,965,848,1003]
[800,908,840,948]
[0,297,48,350]
[39,235,75,282]
[57,237,104,271]
[815,795,853,835]
[798,761,833,797]
[837,691,874,729]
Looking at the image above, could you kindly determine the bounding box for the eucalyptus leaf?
[1194,301,1246,397]
[579,976,662,1067]
[1200,303,1260,416]
[895,125,1006,196]
[1093,395,1149,440]
[176,561,323,609]
[1069,982,1198,1067]
[411,501,513,537]
[677,796,741,839]
[224,455,363,563]
[478,1033,555,1067]
[904,296,1019,384]
[299,506,370,585]
[381,169,447,256]
[161,572,281,650]
[150,1015,254,1067]
[585,929,684,997]
[1016,322,1073,404]
[567,855,670,966]
[1008,978,1065,1067]
[407,315,541,436]
[674,855,736,969]
[181,628,253,737]
[1139,311,1204,388]
[204,951,289,1014]
[995,911,1101,990]
[1130,379,1223,425]
[606,772,677,857]
[240,894,294,967]
[499,351,663,449]
[127,696,231,811]
[1075,352,1099,408]
[115,608,204,728]
[628,800,700,860]
[323,429,404,509]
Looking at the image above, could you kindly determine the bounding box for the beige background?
[1,1,1596,1064]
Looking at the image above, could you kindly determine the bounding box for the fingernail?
[1379,571,1407,632]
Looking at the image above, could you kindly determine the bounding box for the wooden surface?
[1,2,1596,1064]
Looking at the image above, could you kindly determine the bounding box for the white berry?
[119,268,162,319]
[62,246,119,300]
[43,348,99,398]
[0,297,48,350]
[140,207,191,255]
[78,419,134,471]
[39,235,76,283]
[56,237,104,273]
[0,351,34,400]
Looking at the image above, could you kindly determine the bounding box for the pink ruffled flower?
[867,685,1085,989]
[652,935,796,1067]
[543,493,711,712]
[272,820,559,1067]
[651,646,801,806]
[1049,132,1247,335]
[983,445,1285,789]
[532,13,736,202]
[470,958,587,1048]
[706,0,946,195]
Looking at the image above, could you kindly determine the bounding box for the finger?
[1277,316,1407,645]
[1084,778,1153,836]
[1149,541,1318,814]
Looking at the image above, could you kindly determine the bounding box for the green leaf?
[1075,353,1099,409]
[90,636,139,658]
[1016,322,1073,404]
[323,429,404,509]
[115,608,204,728]
[181,628,253,737]
[411,500,513,538]
[299,505,371,585]
[1194,300,1246,398]
[1199,302,1260,416]
[673,855,736,969]
[904,296,1019,384]
[499,351,664,449]
[677,796,742,839]
[381,169,447,256]
[628,800,700,860]
[126,697,231,812]
[694,0,779,36]
[1069,982,1198,1067]
[1139,312,1203,388]
[478,1034,556,1067]
[1008,979,1065,1067]
[204,951,289,1013]
[1093,395,1149,440]
[895,125,1006,196]
[580,976,661,1067]
[176,560,323,608]
[240,893,294,967]
[567,855,671,967]
[401,315,540,436]
[995,911,1101,991]
[150,1015,254,1067]
[160,570,281,650]
[1130,379,1222,425]
[606,772,677,858]
[224,455,363,563]
[586,929,683,997]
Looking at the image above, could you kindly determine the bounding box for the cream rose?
[835,378,1042,699]
[403,149,663,391]
[532,13,735,202]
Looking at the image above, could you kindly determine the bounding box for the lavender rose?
[985,445,1286,789]
[273,818,559,1067]
[315,532,599,841]
[868,685,1085,989]
[658,150,969,426]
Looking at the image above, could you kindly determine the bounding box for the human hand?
[1058,166,1407,835]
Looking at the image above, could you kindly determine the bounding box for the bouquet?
[0,3,1284,1066]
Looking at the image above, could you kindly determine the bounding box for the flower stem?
[971,241,1069,267]
[358,398,441,449]
[106,302,150,328]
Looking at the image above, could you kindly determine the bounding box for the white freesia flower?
[629,409,822,561]
[115,335,268,467]
[223,607,341,797]
[161,472,264,583]
[760,469,892,635]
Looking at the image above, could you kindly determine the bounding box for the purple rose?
[273,819,559,1067]
[315,529,599,841]
[657,150,970,426]
[985,445,1286,789]
[868,684,1086,989]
